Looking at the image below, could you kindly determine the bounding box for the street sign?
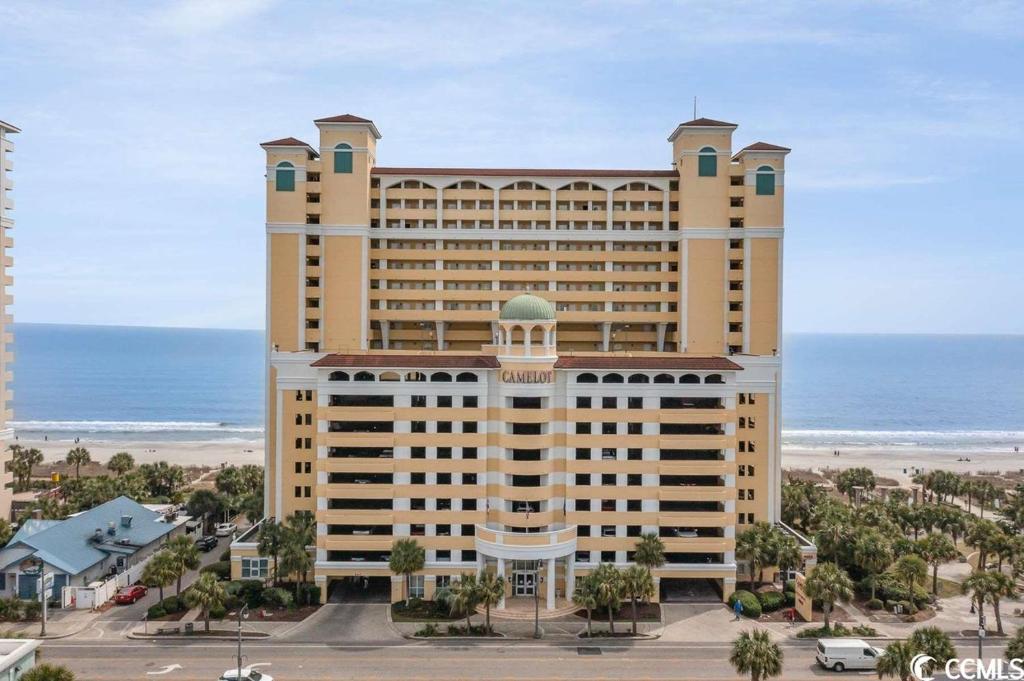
[979,628,986,639]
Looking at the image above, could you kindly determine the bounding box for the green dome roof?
[499,294,555,321]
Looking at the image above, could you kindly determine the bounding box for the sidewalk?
[1,606,98,639]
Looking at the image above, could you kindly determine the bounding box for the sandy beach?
[12,437,265,469]
[783,445,1024,484]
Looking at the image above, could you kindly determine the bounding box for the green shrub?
[225,580,264,608]
[796,622,852,639]
[757,590,785,613]
[209,604,227,620]
[852,624,878,636]
[727,590,762,619]
[160,596,184,613]
[147,605,167,620]
[201,561,231,581]
[873,573,928,608]
[296,583,321,606]
[22,600,41,621]
[784,579,796,594]
[261,587,293,609]
[415,622,440,637]
[784,591,795,607]
[866,598,884,610]
[219,548,231,562]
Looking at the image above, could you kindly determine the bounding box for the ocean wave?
[782,429,1024,450]
[11,420,264,435]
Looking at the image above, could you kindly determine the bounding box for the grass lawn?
[391,599,461,622]
[936,577,963,599]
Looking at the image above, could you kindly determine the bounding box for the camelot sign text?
[501,370,554,384]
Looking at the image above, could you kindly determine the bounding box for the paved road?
[41,639,1007,680]
[100,536,227,621]
[278,604,399,642]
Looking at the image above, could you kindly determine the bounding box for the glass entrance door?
[513,570,535,597]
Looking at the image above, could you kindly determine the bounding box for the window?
[575,448,591,460]
[334,143,353,173]
[275,162,295,191]
[463,447,478,459]
[241,557,269,579]
[463,422,477,433]
[437,422,452,433]
[756,165,775,195]
[409,575,425,598]
[698,147,717,177]
[576,423,591,434]
[628,423,643,435]
[411,395,427,408]
[463,395,478,408]
[602,397,616,409]
[437,396,453,408]
[576,396,592,408]
[628,397,643,410]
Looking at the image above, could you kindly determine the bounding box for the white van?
[816,638,885,672]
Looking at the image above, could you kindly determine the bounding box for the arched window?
[704,374,724,384]
[354,371,375,382]
[455,372,478,383]
[756,165,775,196]
[627,374,650,384]
[698,147,717,177]
[329,371,349,381]
[601,373,624,384]
[577,373,598,384]
[653,373,674,384]
[379,371,401,382]
[275,161,295,191]
[406,371,427,382]
[334,143,353,174]
[430,372,453,382]
[679,374,700,384]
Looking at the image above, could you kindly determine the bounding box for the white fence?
[62,554,154,610]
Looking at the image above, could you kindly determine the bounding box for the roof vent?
[121,515,133,528]
[91,528,104,542]
[107,522,116,536]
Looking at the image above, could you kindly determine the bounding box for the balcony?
[475,525,577,560]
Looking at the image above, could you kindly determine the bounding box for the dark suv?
[194,535,218,552]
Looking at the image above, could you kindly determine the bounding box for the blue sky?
[1,0,1022,333]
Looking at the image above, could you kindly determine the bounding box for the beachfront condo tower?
[0,120,17,520]
[235,112,809,609]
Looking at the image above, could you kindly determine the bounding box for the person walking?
[733,598,744,620]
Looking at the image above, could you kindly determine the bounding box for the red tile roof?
[314,114,374,124]
[372,167,677,178]
[554,356,743,371]
[738,142,791,153]
[312,354,500,369]
[678,117,737,128]
[259,137,318,158]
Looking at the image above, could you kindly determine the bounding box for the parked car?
[215,523,237,537]
[114,585,148,605]
[220,668,272,681]
[816,638,884,672]
[195,535,219,551]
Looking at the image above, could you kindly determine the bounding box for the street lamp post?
[237,604,250,680]
[533,563,544,639]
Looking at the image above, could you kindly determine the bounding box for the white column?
[546,558,556,609]
[497,558,507,609]
[435,321,446,351]
[380,320,390,349]
[656,323,667,352]
[601,322,612,352]
[566,559,575,603]
[524,324,532,356]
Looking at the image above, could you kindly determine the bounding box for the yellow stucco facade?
[244,114,795,608]
[0,119,19,520]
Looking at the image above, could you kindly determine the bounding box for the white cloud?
[152,0,276,34]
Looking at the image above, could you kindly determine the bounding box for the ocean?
[9,324,1024,452]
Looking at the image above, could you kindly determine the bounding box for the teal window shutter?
[698,147,717,177]
[275,163,295,191]
[334,144,353,173]
[756,166,775,195]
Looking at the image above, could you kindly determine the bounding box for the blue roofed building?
[0,496,189,603]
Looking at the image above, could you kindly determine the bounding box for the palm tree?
[257,520,284,585]
[962,570,1000,631]
[986,571,1016,635]
[0,518,12,545]
[448,572,480,633]
[853,529,893,602]
[876,640,916,681]
[729,628,783,681]
[18,447,43,485]
[1006,625,1024,662]
[388,538,425,606]
[968,518,1004,569]
[891,554,927,613]
[20,664,77,681]
[621,565,655,635]
[184,572,227,632]
[574,574,600,638]
[66,447,91,479]
[166,534,200,597]
[107,451,135,477]
[277,533,313,603]
[803,562,853,632]
[633,533,666,569]
[917,533,958,595]
[593,563,623,634]
[908,626,956,675]
[477,570,505,634]
[736,527,764,590]
[141,551,177,602]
